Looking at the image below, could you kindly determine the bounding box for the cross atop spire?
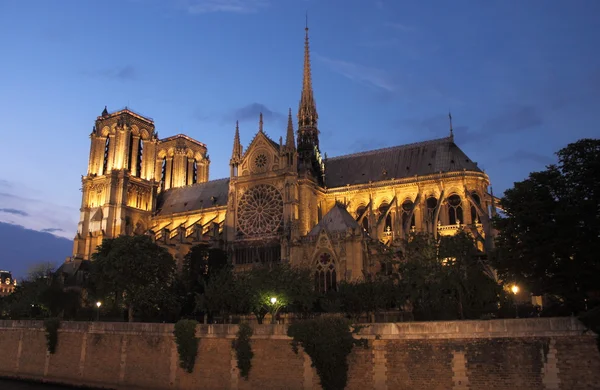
[449,111,454,139]
[259,112,264,133]
[298,18,318,129]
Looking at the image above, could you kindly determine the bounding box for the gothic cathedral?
[72,27,495,291]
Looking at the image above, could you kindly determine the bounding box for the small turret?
[230,121,242,177]
[285,108,296,150]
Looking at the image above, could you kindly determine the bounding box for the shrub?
[287,317,367,390]
[43,317,60,354]
[232,322,254,379]
[173,319,199,373]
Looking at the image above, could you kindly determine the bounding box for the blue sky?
[0,0,599,241]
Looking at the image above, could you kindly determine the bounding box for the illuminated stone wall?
[0,318,597,390]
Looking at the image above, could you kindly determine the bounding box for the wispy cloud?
[315,54,397,92]
[0,208,29,217]
[85,65,136,81]
[500,150,555,166]
[41,228,65,233]
[483,105,543,134]
[182,0,269,14]
[0,179,78,240]
[224,103,285,124]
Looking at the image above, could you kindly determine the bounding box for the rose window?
[254,154,267,168]
[237,184,283,235]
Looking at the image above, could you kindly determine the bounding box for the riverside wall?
[0,318,598,389]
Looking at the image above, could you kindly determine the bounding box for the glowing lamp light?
[270,297,277,305]
[511,285,519,295]
[96,301,102,308]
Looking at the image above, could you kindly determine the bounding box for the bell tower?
[72,107,159,260]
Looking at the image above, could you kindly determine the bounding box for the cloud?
[0,180,78,240]
[483,105,543,134]
[315,54,397,92]
[0,208,29,217]
[225,103,285,124]
[91,65,136,81]
[41,228,65,233]
[182,0,269,13]
[500,150,555,166]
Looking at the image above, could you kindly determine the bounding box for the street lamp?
[95,301,102,322]
[270,297,277,305]
[511,285,519,318]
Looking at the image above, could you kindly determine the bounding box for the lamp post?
[95,301,102,322]
[511,285,519,318]
[270,297,278,324]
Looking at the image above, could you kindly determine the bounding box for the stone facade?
[0,318,598,389]
[70,27,496,284]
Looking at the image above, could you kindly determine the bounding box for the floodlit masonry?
[70,25,498,287]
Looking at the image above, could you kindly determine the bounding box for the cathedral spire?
[286,108,296,149]
[231,120,242,163]
[259,112,264,133]
[298,19,318,130]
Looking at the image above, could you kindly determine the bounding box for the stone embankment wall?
[0,318,598,389]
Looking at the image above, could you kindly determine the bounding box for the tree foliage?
[89,235,177,322]
[232,323,254,379]
[173,319,199,373]
[288,317,367,390]
[44,317,60,354]
[493,139,600,313]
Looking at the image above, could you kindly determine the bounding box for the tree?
[89,235,177,322]
[245,264,315,324]
[493,139,600,313]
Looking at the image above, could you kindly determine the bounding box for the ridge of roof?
[327,136,452,161]
[159,133,207,148]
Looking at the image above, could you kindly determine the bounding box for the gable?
[240,131,282,176]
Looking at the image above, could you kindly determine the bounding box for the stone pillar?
[372,340,387,390]
[451,350,469,390]
[542,339,560,389]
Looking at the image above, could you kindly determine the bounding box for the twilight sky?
[0,0,599,241]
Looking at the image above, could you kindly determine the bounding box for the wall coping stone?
[0,317,594,340]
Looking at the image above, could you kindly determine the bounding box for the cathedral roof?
[324,136,481,188]
[309,203,363,236]
[155,178,230,216]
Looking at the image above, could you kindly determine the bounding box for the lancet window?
[357,206,369,232]
[160,157,167,190]
[314,252,336,293]
[447,194,463,225]
[426,196,438,223]
[102,137,110,174]
[136,138,143,177]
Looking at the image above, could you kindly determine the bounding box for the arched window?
[103,137,110,174]
[471,193,481,224]
[160,157,167,190]
[378,203,392,233]
[127,133,134,171]
[314,252,337,293]
[426,196,437,223]
[402,200,416,228]
[137,138,143,177]
[447,194,463,225]
[193,159,198,183]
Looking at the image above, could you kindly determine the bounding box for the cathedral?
[71,27,495,290]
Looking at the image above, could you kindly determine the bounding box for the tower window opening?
[137,138,143,177]
[193,160,198,184]
[127,133,134,171]
[103,137,110,174]
[447,194,463,225]
[160,157,167,190]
